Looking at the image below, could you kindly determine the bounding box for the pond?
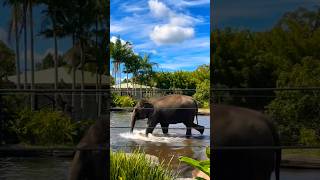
[110,111,211,178]
[0,111,319,179]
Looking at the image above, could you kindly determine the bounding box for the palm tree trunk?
[95,16,99,107]
[126,72,128,95]
[14,6,21,90]
[72,34,75,118]
[29,2,35,110]
[119,63,121,95]
[23,1,27,90]
[80,40,85,115]
[53,20,58,110]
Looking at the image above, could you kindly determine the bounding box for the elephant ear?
[142,100,154,117]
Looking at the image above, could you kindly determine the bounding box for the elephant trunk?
[130,110,136,133]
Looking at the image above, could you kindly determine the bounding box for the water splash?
[120,130,186,143]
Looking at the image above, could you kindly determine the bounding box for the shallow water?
[0,112,319,179]
[111,111,211,177]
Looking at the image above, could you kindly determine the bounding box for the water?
[0,112,319,179]
[111,111,211,177]
[0,157,70,180]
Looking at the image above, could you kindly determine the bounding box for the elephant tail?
[271,121,281,180]
[193,99,199,125]
[275,132,281,180]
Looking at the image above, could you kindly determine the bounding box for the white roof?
[112,82,157,89]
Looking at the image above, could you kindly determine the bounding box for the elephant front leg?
[160,123,169,134]
[146,119,157,136]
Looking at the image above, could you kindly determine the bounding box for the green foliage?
[0,40,15,80]
[35,53,66,70]
[179,147,210,179]
[11,109,76,145]
[193,79,210,108]
[299,128,320,146]
[112,93,136,107]
[266,58,320,145]
[110,150,176,180]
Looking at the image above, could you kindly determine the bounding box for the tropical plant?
[179,147,210,180]
[11,108,76,145]
[110,150,177,180]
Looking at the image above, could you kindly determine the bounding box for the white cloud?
[148,0,200,45]
[110,24,125,33]
[110,36,127,44]
[148,0,171,18]
[165,0,210,7]
[121,2,148,13]
[150,24,194,45]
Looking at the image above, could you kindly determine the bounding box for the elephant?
[212,104,281,180]
[69,117,108,180]
[130,94,205,136]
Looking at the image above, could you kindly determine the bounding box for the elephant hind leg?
[160,123,169,134]
[183,122,192,137]
[192,123,204,135]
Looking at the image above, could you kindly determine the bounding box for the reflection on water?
[111,111,210,177]
[0,157,70,180]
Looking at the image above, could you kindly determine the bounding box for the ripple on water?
[120,130,187,143]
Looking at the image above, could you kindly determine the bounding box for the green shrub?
[299,128,320,146]
[11,109,76,145]
[110,150,177,180]
[112,93,136,107]
[193,79,210,108]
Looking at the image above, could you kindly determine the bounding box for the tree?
[3,0,23,89]
[110,36,132,87]
[0,40,15,81]
[266,57,320,145]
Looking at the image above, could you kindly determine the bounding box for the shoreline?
[110,107,211,115]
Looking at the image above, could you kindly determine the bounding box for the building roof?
[112,82,157,89]
[8,66,108,85]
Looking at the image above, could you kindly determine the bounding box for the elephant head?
[130,99,154,132]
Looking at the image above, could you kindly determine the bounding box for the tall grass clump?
[110,150,177,180]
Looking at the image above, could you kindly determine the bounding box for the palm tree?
[28,0,35,110]
[40,0,66,109]
[110,37,132,91]
[23,0,28,89]
[137,53,158,98]
[3,0,23,89]
[123,52,138,95]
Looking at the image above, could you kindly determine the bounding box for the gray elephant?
[68,118,107,180]
[212,104,281,180]
[130,94,205,136]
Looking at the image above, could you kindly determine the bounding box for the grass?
[110,150,177,180]
[282,149,320,159]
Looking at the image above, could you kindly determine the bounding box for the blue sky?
[0,0,318,75]
[213,0,319,31]
[110,0,210,74]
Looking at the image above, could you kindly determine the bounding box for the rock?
[192,169,210,180]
